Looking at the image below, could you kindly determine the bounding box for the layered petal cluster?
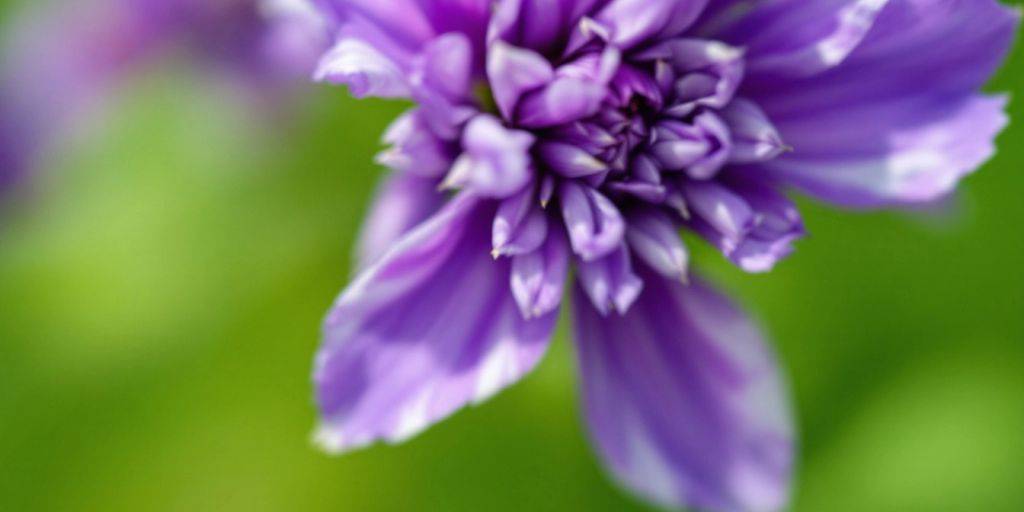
[0,0,329,197]
[310,1,1017,510]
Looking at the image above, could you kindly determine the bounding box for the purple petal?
[314,37,410,98]
[376,110,454,178]
[413,32,474,102]
[516,48,620,127]
[757,95,1010,208]
[316,195,558,452]
[444,115,535,198]
[745,0,1018,207]
[355,171,445,270]
[538,141,609,178]
[721,98,788,164]
[510,227,570,319]
[686,179,805,273]
[625,208,689,281]
[572,273,794,512]
[560,181,626,261]
[576,244,644,316]
[493,185,549,257]
[650,112,732,179]
[486,41,555,120]
[702,0,890,79]
[637,38,745,115]
[590,0,708,49]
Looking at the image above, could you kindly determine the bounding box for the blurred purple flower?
[0,0,329,196]
[310,1,1017,510]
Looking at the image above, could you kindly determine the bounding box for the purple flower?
[0,0,329,197]
[310,1,1017,510]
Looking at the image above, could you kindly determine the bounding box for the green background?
[1,2,1022,510]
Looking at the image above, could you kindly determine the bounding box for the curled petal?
[314,38,410,98]
[572,273,794,512]
[684,181,757,241]
[560,181,626,261]
[510,227,570,319]
[413,32,474,102]
[316,195,558,453]
[721,98,788,164]
[687,180,805,273]
[517,47,620,127]
[493,185,549,257]
[626,208,689,281]
[486,41,554,120]
[576,244,644,315]
[538,141,609,178]
[444,115,535,198]
[638,38,745,115]
[650,112,732,179]
[376,110,454,178]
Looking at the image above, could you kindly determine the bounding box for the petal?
[315,195,558,452]
[355,171,446,270]
[591,0,708,49]
[572,273,794,512]
[486,41,555,120]
[576,244,644,316]
[538,141,609,178]
[755,95,1010,208]
[745,0,1018,207]
[376,110,454,178]
[444,114,535,198]
[413,32,474,102]
[688,178,805,273]
[314,38,410,98]
[700,0,890,79]
[625,207,689,281]
[720,98,788,164]
[493,185,549,257]
[510,227,570,319]
[560,181,627,261]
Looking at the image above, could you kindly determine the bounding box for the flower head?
[310,1,1018,510]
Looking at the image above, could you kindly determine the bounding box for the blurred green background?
[1,3,1023,511]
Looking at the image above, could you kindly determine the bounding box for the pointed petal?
[576,244,644,315]
[314,38,410,98]
[572,274,794,512]
[721,98,788,164]
[625,208,689,281]
[510,227,570,319]
[560,181,627,261]
[315,195,558,452]
[444,115,535,198]
[493,185,549,257]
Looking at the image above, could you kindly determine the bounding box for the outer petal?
[572,272,794,512]
[745,0,1018,207]
[316,195,558,452]
[753,96,1009,208]
[698,0,890,79]
[355,171,446,269]
[314,38,410,98]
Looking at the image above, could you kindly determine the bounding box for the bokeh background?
[1,1,1022,510]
